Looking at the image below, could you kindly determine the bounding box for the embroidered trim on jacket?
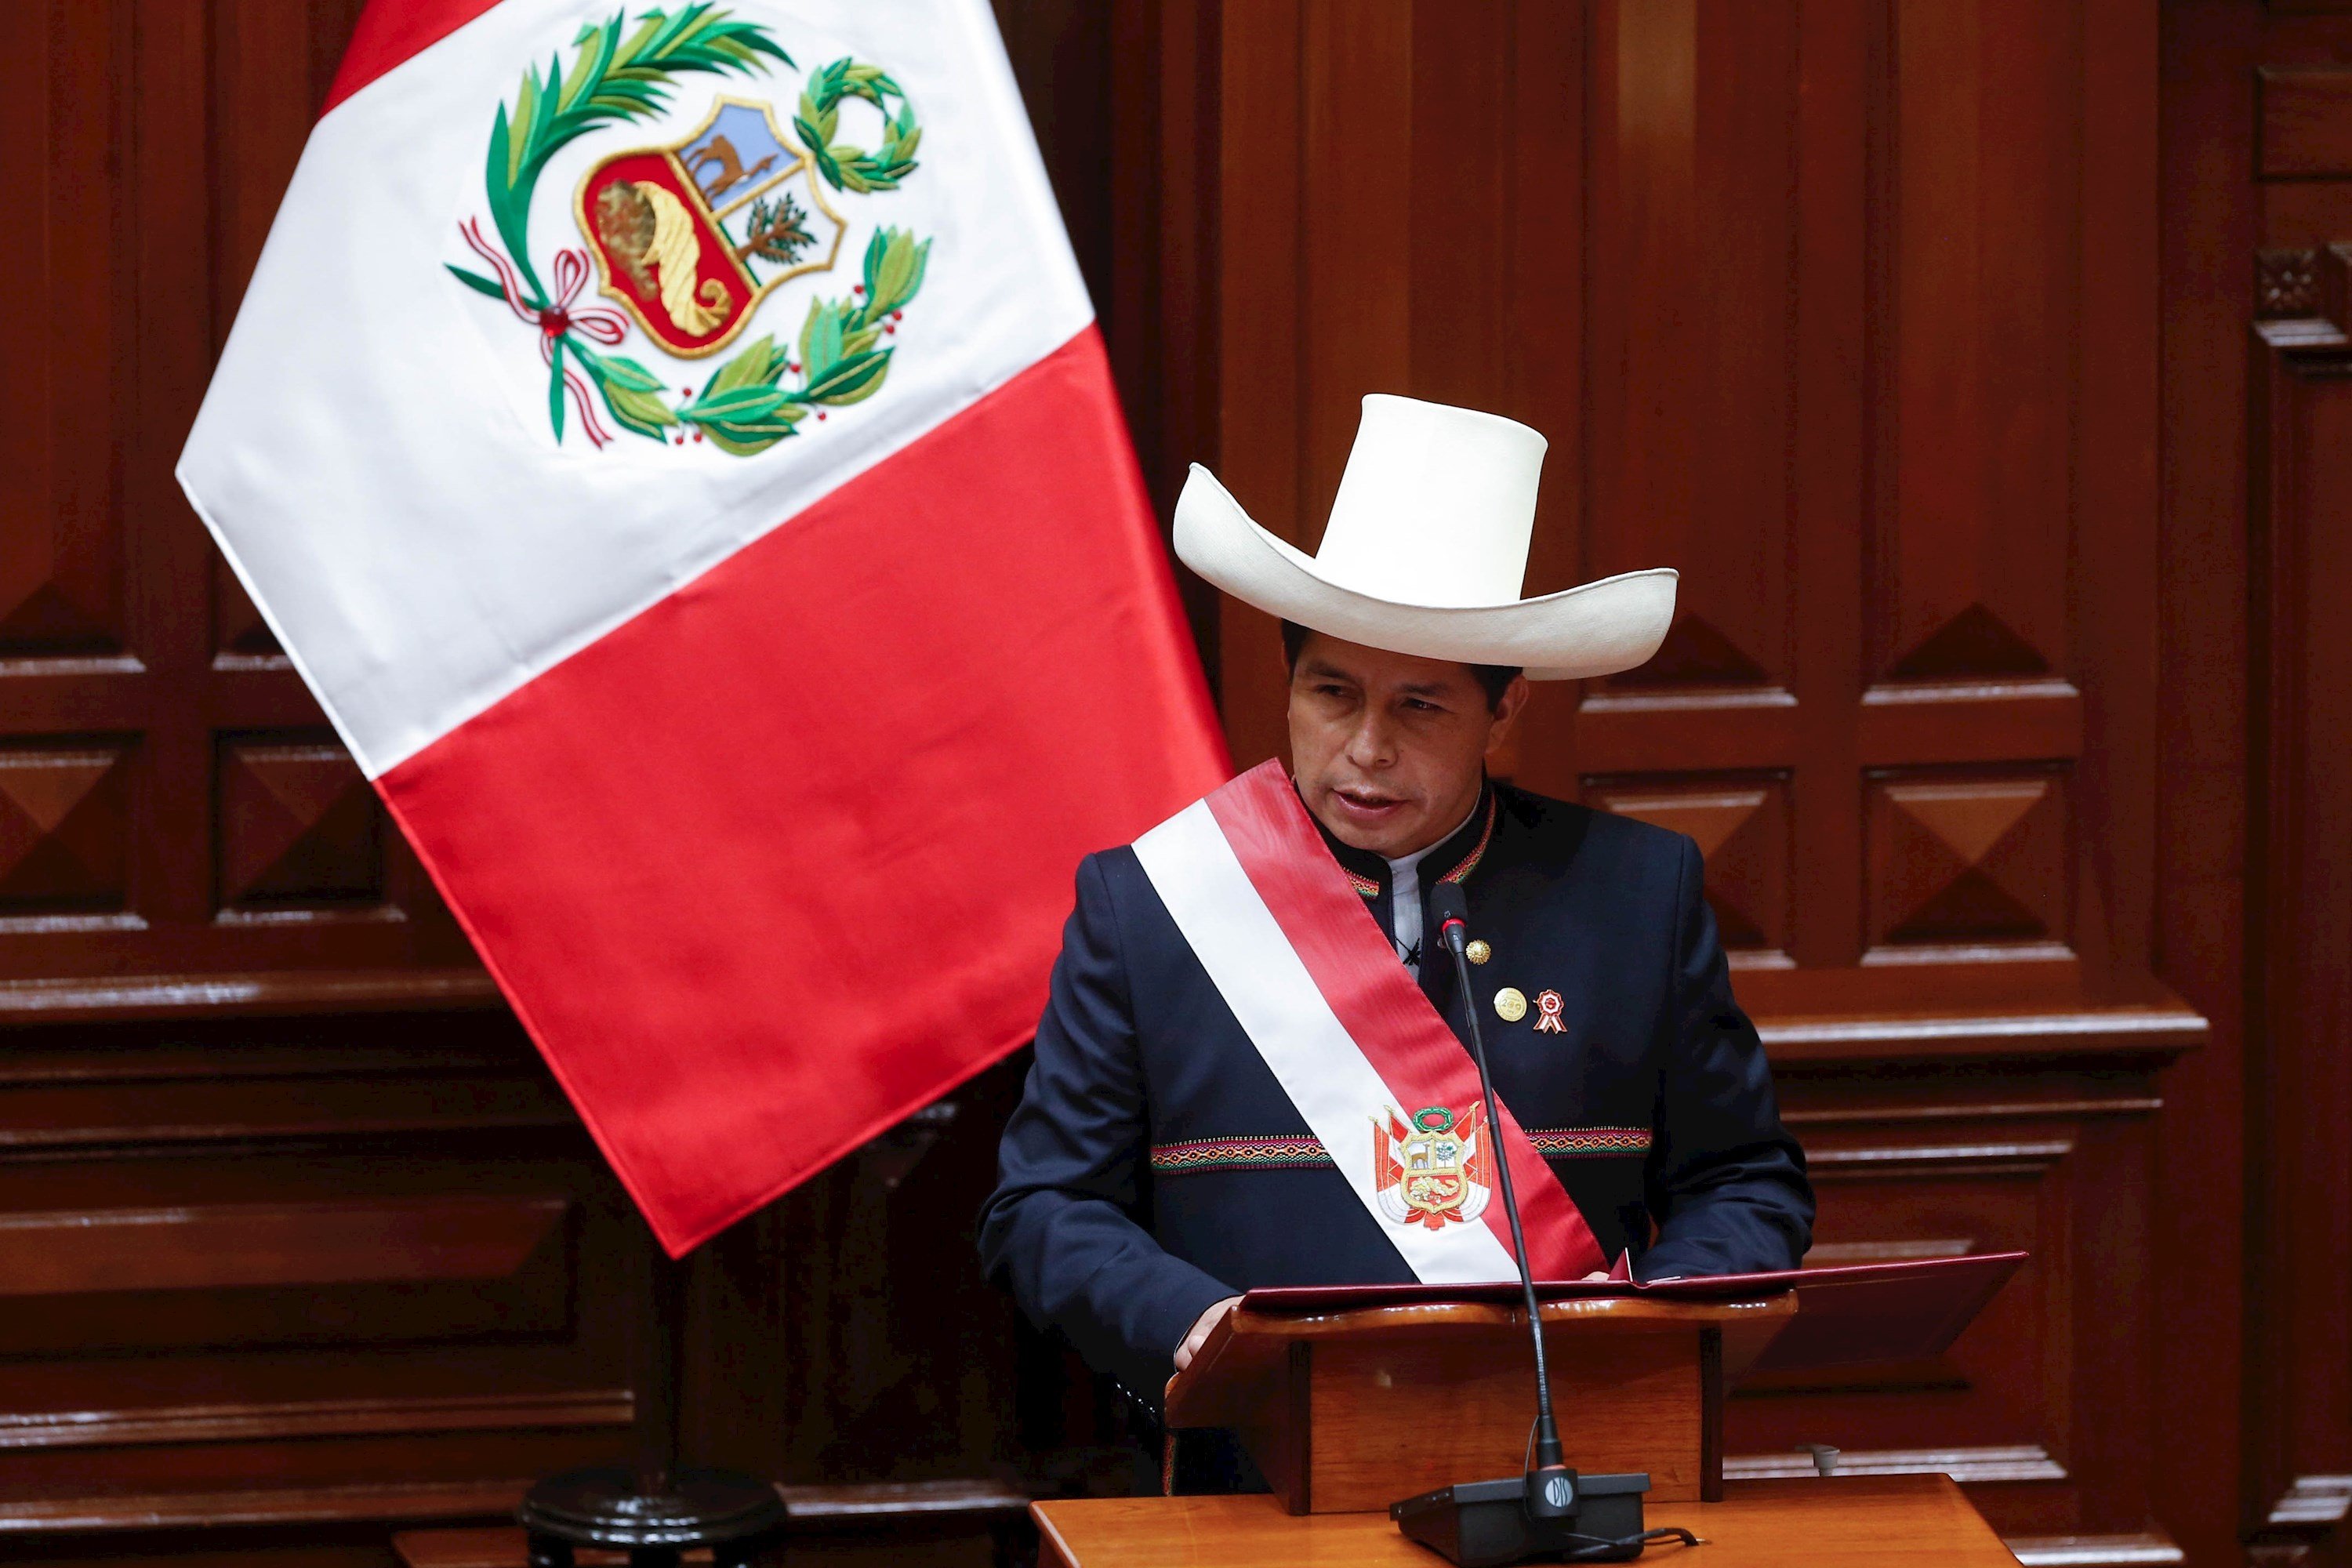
[1151,1136,1332,1173]
[1151,1123,1650,1174]
[1341,792,1494,899]
[1437,792,1499,885]
[1526,1127,1652,1157]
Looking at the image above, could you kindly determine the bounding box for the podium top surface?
[1165,1254,2025,1428]
[1033,1475,2017,1568]
[1167,1291,1796,1428]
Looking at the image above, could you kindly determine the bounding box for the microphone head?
[1430,881,1471,934]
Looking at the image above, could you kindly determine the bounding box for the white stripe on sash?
[1132,800,1519,1283]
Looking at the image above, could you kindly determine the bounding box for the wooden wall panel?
[0,0,479,1005]
[2248,248,2352,1568]
[0,1019,639,1540]
[1588,774,1793,957]
[1878,0,2074,687]
[1588,0,1798,696]
[2161,6,2352,1563]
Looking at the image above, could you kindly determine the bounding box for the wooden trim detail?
[0,1479,534,1534]
[1700,1326,1724,1503]
[2005,1529,2186,1566]
[2246,1476,2352,1566]
[0,1196,570,1298]
[0,1390,631,1451]
[1287,1340,1312,1515]
[1722,1443,2067,1484]
[2259,249,2323,318]
[0,970,501,1025]
[1756,1005,2207,1065]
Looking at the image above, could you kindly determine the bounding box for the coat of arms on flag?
[1374,1103,1494,1231]
[447,7,929,456]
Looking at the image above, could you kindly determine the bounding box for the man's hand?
[1174,1294,1241,1373]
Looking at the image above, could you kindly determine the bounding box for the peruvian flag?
[178,0,1228,1252]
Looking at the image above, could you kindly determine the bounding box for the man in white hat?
[979,397,1811,1481]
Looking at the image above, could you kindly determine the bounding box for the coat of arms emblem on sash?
[1374,1103,1494,1230]
[447,7,930,456]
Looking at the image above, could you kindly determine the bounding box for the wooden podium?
[1161,1256,2026,1518]
[1165,1291,1798,1512]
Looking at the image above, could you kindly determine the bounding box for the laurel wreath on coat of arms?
[446,5,930,456]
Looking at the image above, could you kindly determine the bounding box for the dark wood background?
[5,2,2348,1566]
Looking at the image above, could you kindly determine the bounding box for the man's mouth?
[1330,786,1407,820]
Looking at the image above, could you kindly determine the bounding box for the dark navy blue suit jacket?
[978,782,1813,1402]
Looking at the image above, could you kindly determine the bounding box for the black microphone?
[1429,883,1572,1515]
[1390,886,1679,1566]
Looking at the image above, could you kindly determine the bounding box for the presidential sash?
[1131,760,1608,1283]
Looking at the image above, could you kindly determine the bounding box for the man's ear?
[1485,673,1532,756]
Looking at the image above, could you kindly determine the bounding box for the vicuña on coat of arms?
[1374,1103,1494,1231]
[448,6,929,456]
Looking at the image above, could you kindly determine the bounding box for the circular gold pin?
[1465,940,1492,966]
[1494,986,1527,1023]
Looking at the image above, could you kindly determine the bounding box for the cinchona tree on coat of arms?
[447,5,929,455]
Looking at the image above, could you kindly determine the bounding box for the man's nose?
[1344,711,1396,768]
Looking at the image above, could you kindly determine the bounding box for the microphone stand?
[1439,902,1573,1520]
[1388,887,1697,1566]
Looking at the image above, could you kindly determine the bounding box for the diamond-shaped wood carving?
[1585,774,1791,952]
[1610,613,1769,688]
[1887,602,2050,681]
[213,559,282,659]
[0,514,123,655]
[219,739,382,907]
[0,745,132,910]
[1609,611,1759,686]
[1867,769,2068,949]
[0,579,118,655]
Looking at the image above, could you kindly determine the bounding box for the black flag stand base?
[517,1467,786,1567]
[519,1217,789,1568]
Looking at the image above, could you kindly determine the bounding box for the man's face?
[1287,631,1529,858]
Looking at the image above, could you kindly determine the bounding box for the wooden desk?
[1032,1475,2013,1567]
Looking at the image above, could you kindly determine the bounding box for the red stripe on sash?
[1203,760,1606,1279]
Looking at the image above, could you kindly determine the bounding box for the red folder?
[1233,1251,2026,1379]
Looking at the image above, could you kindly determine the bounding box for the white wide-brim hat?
[1174,394,1676,681]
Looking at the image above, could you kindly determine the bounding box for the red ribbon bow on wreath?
[461,219,630,448]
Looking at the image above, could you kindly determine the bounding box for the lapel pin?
[1494,987,1527,1023]
[1465,939,1491,965]
[1534,989,1566,1033]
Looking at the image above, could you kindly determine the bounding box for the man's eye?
[1405,699,1442,713]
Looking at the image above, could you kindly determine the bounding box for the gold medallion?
[1465,939,1492,965]
[1494,986,1527,1023]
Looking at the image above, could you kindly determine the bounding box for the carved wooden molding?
[2260,249,2322,318]
[2252,249,2352,1568]
[2006,1530,2185,1566]
[1758,1004,2206,1065]
[2256,242,2352,336]
[1804,1136,2074,1174]
[0,1389,628,1453]
[2247,1476,2352,1566]
[0,968,500,1025]
[1723,1442,2065,1483]
[0,1195,570,1298]
[0,1478,532,1535]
